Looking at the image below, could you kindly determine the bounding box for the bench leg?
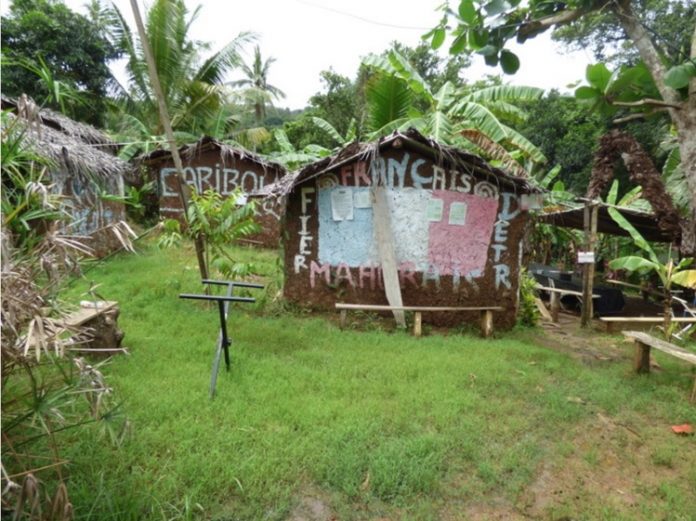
[691,376,696,404]
[413,312,422,337]
[634,340,651,374]
[480,310,493,338]
[339,309,347,330]
[550,293,560,323]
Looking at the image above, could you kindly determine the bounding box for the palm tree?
[362,51,547,176]
[109,0,255,144]
[229,46,285,124]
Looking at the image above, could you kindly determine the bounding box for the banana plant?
[659,131,690,216]
[267,128,332,170]
[608,208,696,338]
[310,117,357,148]
[362,50,546,176]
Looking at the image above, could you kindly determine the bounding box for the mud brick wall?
[54,172,127,257]
[283,148,530,330]
[150,148,285,248]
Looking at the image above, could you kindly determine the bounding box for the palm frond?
[311,117,345,145]
[454,101,508,143]
[365,73,412,133]
[500,124,547,164]
[427,111,454,144]
[195,32,257,85]
[461,85,543,104]
[460,129,527,177]
[273,128,295,154]
[484,100,529,125]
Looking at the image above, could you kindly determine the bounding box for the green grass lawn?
[59,242,696,520]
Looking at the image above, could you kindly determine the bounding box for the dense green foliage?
[1,0,120,125]
[1,119,127,517]
[520,92,607,193]
[553,0,695,66]
[425,0,696,254]
[110,0,254,155]
[284,42,472,151]
[517,268,540,327]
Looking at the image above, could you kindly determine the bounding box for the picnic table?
[530,264,625,315]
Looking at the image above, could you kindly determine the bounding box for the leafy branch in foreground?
[158,189,261,279]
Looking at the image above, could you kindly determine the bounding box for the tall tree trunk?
[675,114,696,256]
[663,292,672,339]
[614,0,696,255]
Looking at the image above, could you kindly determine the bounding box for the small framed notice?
[448,202,468,226]
[577,251,595,264]
[427,198,444,222]
[520,193,544,210]
[353,189,372,209]
[331,188,354,221]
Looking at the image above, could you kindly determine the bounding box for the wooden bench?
[622,330,696,402]
[600,316,696,334]
[58,301,127,355]
[536,285,599,322]
[61,300,118,328]
[335,303,504,338]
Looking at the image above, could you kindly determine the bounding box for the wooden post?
[413,312,422,337]
[129,0,208,282]
[633,340,651,373]
[480,310,493,338]
[691,376,696,403]
[372,187,406,329]
[339,309,347,330]
[550,292,560,323]
[581,202,598,327]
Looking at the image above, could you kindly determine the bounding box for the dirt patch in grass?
[287,490,335,521]
[516,413,695,520]
[531,313,627,365]
[442,501,527,520]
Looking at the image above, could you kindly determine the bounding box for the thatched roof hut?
[2,95,132,182]
[141,135,287,247]
[2,96,131,256]
[142,135,284,179]
[281,128,540,330]
[270,128,538,200]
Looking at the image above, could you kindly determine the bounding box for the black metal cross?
[179,279,264,398]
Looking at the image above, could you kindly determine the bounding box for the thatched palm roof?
[271,128,538,199]
[141,135,286,174]
[2,96,131,183]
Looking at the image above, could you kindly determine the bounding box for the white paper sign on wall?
[577,251,595,264]
[331,188,354,221]
[520,193,544,210]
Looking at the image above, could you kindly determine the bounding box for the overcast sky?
[58,0,594,108]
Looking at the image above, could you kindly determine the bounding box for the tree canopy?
[425,0,696,254]
[1,0,120,125]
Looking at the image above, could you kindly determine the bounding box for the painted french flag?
[318,187,499,278]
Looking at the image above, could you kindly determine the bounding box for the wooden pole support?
[691,376,696,403]
[339,309,347,330]
[581,202,598,328]
[550,292,560,323]
[634,340,651,374]
[480,310,493,338]
[413,311,422,337]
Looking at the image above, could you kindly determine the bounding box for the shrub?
[517,268,540,327]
